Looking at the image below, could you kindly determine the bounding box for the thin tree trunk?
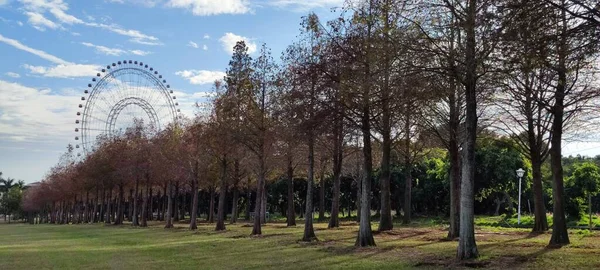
[318,165,326,222]
[403,106,412,225]
[302,134,317,242]
[261,181,267,224]
[231,187,239,224]
[246,177,252,221]
[329,110,343,228]
[287,154,296,226]
[208,186,215,223]
[132,177,140,226]
[114,185,124,225]
[531,154,548,232]
[161,183,167,221]
[92,189,99,223]
[148,188,153,221]
[190,162,199,230]
[165,182,174,229]
[252,156,265,235]
[104,189,112,224]
[216,157,227,231]
[173,182,180,222]
[141,174,150,227]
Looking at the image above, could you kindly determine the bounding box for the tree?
[543,0,599,246]
[496,0,555,232]
[1,186,23,223]
[568,162,600,229]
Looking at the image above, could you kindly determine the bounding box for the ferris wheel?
[74,60,180,154]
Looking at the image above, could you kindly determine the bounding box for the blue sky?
[0,0,599,183]
[0,0,344,183]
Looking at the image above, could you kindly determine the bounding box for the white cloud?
[219,32,256,54]
[267,0,343,11]
[24,11,60,31]
[191,91,217,98]
[188,41,199,48]
[17,21,24,26]
[166,0,251,16]
[175,70,225,85]
[0,34,69,64]
[23,64,100,78]
[18,0,161,45]
[0,80,79,142]
[82,22,162,45]
[5,72,20,78]
[130,49,151,56]
[204,34,210,39]
[0,34,102,78]
[107,0,161,7]
[80,42,152,56]
[202,44,208,51]
[81,42,126,56]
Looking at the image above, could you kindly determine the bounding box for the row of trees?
[0,172,25,223]
[22,0,600,260]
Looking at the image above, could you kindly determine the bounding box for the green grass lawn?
[1,219,600,269]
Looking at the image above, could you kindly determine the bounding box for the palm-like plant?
[0,178,15,193]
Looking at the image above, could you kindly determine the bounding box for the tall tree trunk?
[457,0,479,259]
[549,5,569,246]
[83,192,89,223]
[318,166,326,222]
[246,177,252,221]
[286,151,296,226]
[447,74,461,239]
[92,189,99,223]
[114,185,124,225]
[230,160,240,224]
[231,187,239,224]
[302,134,317,241]
[531,153,548,232]
[173,182,180,222]
[165,182,174,229]
[261,181,267,224]
[148,187,153,221]
[216,157,228,231]
[356,104,375,246]
[252,156,265,235]
[329,109,343,228]
[403,102,413,225]
[161,183,167,221]
[105,190,112,224]
[448,136,461,239]
[208,186,215,223]
[141,174,150,227]
[379,10,393,230]
[190,162,199,230]
[99,188,105,223]
[132,177,140,226]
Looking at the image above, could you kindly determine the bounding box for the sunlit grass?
[1,218,600,269]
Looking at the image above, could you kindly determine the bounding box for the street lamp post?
[516,168,525,225]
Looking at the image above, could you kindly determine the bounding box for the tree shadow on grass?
[477,231,545,250]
